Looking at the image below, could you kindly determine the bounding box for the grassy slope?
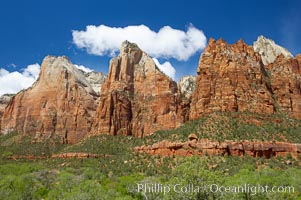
[0,112,301,199]
[140,111,301,145]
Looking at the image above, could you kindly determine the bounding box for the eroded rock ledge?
[134,139,301,159]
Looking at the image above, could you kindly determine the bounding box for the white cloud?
[0,63,40,96]
[72,24,207,61]
[74,64,93,73]
[0,69,9,76]
[7,63,17,68]
[153,58,176,80]
[22,64,40,79]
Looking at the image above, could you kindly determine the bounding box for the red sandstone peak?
[190,36,301,119]
[91,41,185,137]
[1,36,301,143]
[0,56,102,143]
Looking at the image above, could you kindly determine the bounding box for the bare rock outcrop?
[190,37,301,120]
[178,75,196,99]
[266,54,301,118]
[91,41,185,137]
[253,35,293,65]
[84,71,106,95]
[190,38,276,119]
[0,94,13,113]
[0,94,14,130]
[0,56,99,143]
[135,139,301,159]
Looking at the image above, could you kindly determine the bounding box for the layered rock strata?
[135,139,301,159]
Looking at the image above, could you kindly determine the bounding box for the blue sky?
[0,0,300,95]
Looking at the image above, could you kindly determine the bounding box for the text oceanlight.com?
[136,183,295,196]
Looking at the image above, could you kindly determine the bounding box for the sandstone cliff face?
[266,54,301,118]
[251,36,301,118]
[254,37,301,118]
[92,41,184,137]
[0,94,13,112]
[190,36,301,120]
[0,94,14,130]
[190,38,276,119]
[0,56,100,143]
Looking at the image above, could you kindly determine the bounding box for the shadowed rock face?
[266,54,301,118]
[190,37,301,120]
[91,41,186,137]
[253,36,301,118]
[0,56,101,143]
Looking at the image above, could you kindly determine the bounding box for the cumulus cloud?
[22,64,40,79]
[74,64,93,73]
[72,24,207,61]
[7,63,17,68]
[0,64,40,96]
[152,58,176,80]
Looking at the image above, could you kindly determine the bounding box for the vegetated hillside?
[0,112,301,199]
[2,112,300,158]
[144,111,301,144]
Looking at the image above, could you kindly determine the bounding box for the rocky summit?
[84,71,107,95]
[0,36,301,142]
[190,36,301,120]
[253,35,293,65]
[91,41,187,137]
[178,75,196,99]
[0,56,105,143]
